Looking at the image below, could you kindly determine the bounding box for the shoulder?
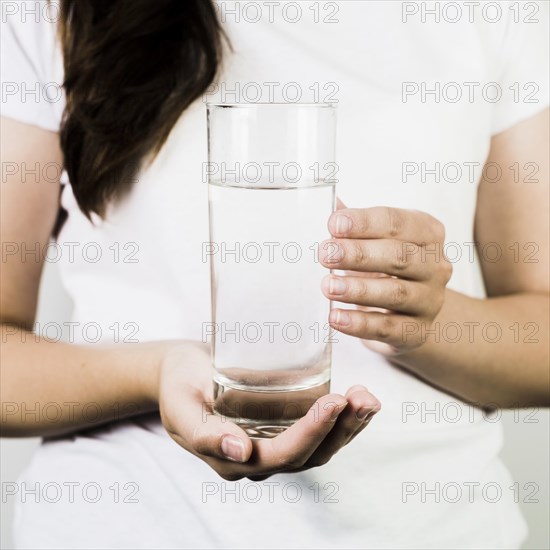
[1,2,64,131]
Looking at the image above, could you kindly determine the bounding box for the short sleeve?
[0,6,64,132]
[490,1,550,135]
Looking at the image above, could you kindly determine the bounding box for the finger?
[322,274,429,315]
[347,409,379,444]
[304,386,381,468]
[205,393,348,480]
[328,207,445,244]
[165,387,253,464]
[216,393,347,479]
[329,309,416,348]
[319,238,428,280]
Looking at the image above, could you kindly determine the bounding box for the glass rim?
[206,102,337,109]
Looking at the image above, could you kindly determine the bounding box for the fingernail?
[334,214,352,235]
[323,276,346,296]
[356,407,371,421]
[329,277,347,296]
[329,309,351,327]
[221,435,246,463]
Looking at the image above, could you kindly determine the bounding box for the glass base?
[213,378,330,439]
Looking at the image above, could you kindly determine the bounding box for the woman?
[1,0,548,548]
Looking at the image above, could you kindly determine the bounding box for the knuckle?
[357,278,370,301]
[375,315,395,341]
[386,207,403,238]
[352,241,366,265]
[392,245,409,271]
[389,282,409,308]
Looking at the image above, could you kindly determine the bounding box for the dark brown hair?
[58,0,225,218]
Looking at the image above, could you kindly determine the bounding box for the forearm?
[391,289,549,407]
[0,326,169,437]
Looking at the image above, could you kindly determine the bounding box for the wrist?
[106,341,173,410]
[135,340,205,407]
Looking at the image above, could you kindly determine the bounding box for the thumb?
[195,413,253,464]
[172,389,253,464]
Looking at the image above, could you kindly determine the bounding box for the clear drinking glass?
[205,103,337,438]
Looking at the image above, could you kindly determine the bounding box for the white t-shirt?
[2,1,549,548]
